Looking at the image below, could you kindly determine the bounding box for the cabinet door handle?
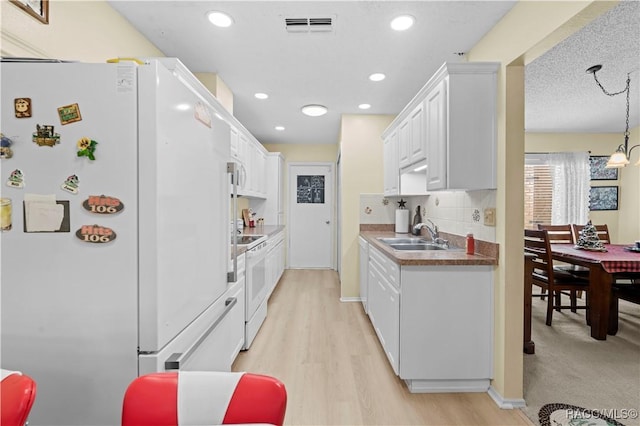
[164,297,237,371]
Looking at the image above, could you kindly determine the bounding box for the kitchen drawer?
[369,246,400,289]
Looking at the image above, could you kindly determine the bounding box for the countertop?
[232,225,285,256]
[360,230,498,266]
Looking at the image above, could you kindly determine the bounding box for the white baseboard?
[339,297,361,303]
[488,386,526,409]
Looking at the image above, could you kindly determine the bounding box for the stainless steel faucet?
[413,219,448,247]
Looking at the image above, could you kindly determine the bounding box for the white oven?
[244,238,268,349]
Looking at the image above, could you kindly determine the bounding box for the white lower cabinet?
[266,230,285,299]
[364,245,493,392]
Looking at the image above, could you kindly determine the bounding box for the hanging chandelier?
[586,64,638,168]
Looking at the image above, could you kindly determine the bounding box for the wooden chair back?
[572,224,611,244]
[537,224,574,244]
[524,229,554,278]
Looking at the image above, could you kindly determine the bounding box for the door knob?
[325,220,330,224]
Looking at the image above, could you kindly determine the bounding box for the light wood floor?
[232,269,533,425]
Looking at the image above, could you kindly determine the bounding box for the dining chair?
[122,371,287,426]
[536,224,574,244]
[571,223,611,244]
[1,369,37,426]
[536,224,589,300]
[524,229,590,326]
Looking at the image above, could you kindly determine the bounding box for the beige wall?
[467,0,617,405]
[619,126,640,242]
[337,114,395,298]
[194,73,234,114]
[1,1,163,59]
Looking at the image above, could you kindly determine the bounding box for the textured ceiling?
[525,0,640,134]
[109,1,639,145]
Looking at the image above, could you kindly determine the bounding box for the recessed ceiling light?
[207,11,234,28]
[358,104,371,110]
[301,104,328,117]
[254,93,268,100]
[369,73,386,82]
[275,126,285,131]
[390,15,415,31]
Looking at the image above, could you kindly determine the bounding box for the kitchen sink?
[377,237,430,244]
[388,243,447,251]
[377,236,463,251]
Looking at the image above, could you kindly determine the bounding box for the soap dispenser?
[411,206,422,235]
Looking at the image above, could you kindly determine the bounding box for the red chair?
[1,369,37,426]
[122,371,287,426]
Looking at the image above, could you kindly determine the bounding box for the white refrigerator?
[0,58,244,425]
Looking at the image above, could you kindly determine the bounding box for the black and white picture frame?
[589,186,618,211]
[589,155,618,180]
[296,175,325,204]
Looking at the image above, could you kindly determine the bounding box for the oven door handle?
[164,297,237,371]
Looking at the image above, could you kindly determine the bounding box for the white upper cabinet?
[231,127,267,199]
[383,129,399,196]
[425,79,447,191]
[382,62,499,194]
[408,101,426,167]
[397,117,411,168]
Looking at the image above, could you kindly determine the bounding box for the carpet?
[539,403,627,426]
[522,296,640,426]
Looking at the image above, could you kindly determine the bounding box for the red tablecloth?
[552,244,640,274]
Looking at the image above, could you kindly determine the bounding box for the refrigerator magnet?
[1,134,15,159]
[61,174,79,194]
[14,98,32,118]
[82,195,124,214]
[32,124,60,147]
[6,169,24,188]
[75,224,116,244]
[57,103,82,125]
[76,137,97,161]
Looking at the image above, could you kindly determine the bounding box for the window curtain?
[548,152,590,225]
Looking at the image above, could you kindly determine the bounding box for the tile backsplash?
[359,190,497,242]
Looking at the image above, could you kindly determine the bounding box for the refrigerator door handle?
[227,162,238,283]
[164,297,238,371]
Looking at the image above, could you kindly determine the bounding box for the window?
[524,152,590,229]
[524,160,552,229]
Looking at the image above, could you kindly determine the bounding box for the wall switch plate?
[484,208,496,226]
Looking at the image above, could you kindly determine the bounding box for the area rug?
[539,403,629,426]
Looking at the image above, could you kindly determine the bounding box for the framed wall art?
[9,0,48,24]
[589,186,618,211]
[589,155,618,181]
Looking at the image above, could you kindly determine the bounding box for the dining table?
[524,244,640,351]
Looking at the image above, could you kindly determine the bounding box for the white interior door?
[288,163,334,269]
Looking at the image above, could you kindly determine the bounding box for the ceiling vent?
[285,16,335,33]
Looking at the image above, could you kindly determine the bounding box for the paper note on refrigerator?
[24,193,65,232]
